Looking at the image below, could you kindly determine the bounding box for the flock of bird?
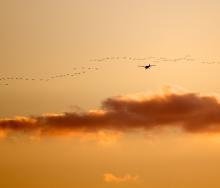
[1,55,220,87]
[201,61,220,64]
[90,55,195,63]
[90,55,220,65]
[0,66,99,86]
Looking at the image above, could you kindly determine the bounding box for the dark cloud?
[1,88,220,137]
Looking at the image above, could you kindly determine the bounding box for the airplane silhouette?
[138,64,156,69]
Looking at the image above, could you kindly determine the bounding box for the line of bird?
[90,55,220,65]
[90,55,195,63]
[0,66,99,86]
[201,61,220,64]
[2,56,220,87]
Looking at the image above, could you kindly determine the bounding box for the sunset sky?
[2,0,220,188]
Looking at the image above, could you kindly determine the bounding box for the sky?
[1,0,220,187]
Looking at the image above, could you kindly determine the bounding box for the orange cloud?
[103,173,138,183]
[1,86,220,138]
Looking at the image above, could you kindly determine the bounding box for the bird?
[138,64,156,69]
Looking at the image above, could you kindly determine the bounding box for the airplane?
[138,64,156,69]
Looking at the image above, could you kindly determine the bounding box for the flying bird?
[138,64,156,70]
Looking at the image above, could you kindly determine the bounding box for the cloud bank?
[1,86,220,138]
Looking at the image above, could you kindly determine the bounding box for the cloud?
[1,86,220,138]
[103,173,138,183]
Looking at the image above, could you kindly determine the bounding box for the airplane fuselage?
[145,64,151,69]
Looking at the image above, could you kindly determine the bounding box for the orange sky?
[1,0,220,187]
